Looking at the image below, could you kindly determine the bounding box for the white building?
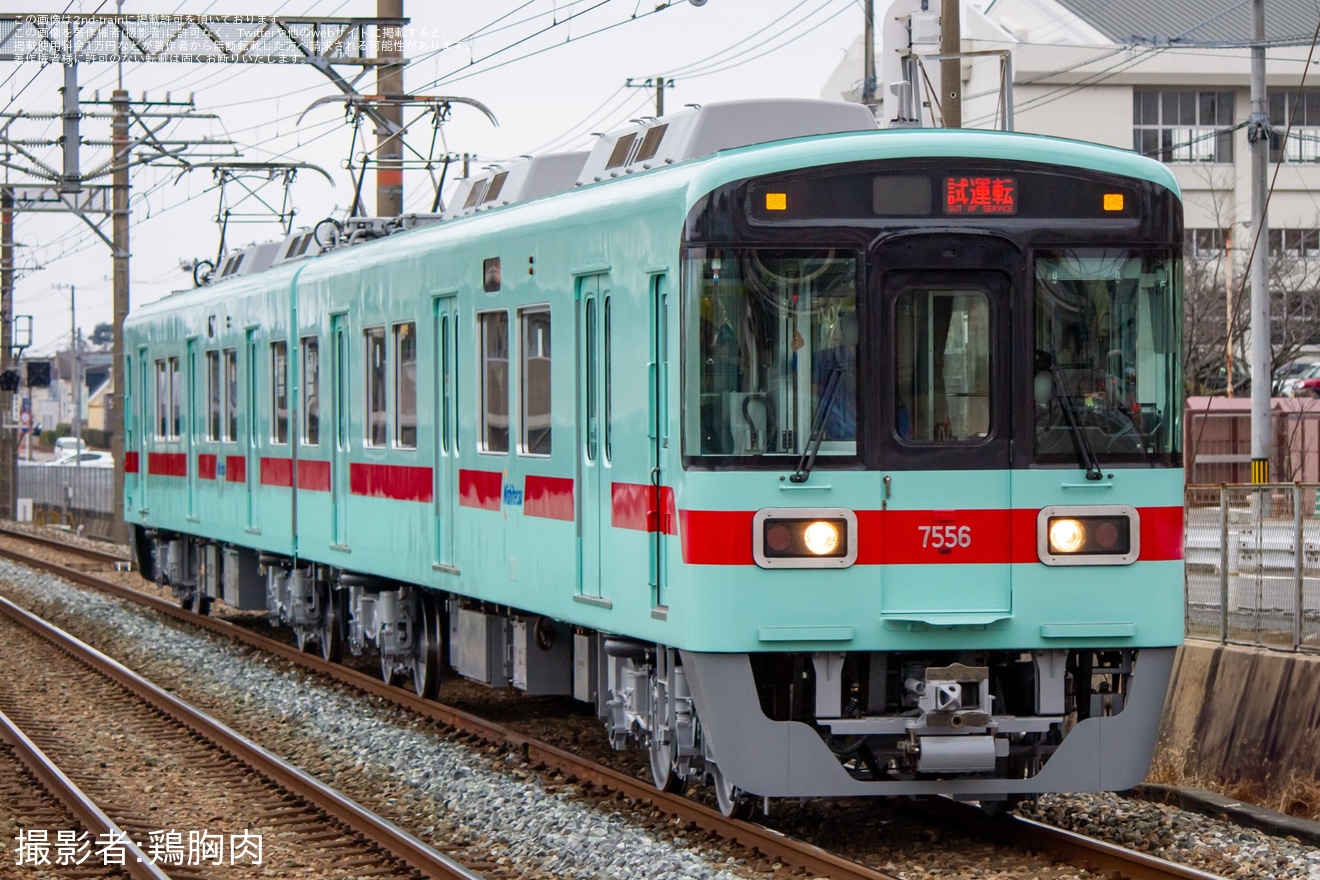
[824,0,1320,259]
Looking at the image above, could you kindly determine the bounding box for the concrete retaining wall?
[1157,640,1320,787]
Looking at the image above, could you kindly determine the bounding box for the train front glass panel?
[681,161,1183,471]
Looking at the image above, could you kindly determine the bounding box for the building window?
[1187,228,1231,258]
[223,348,238,442]
[302,337,320,446]
[394,322,417,448]
[1269,228,1320,257]
[271,340,288,444]
[1133,90,1234,163]
[520,307,551,456]
[1269,91,1320,162]
[365,327,387,447]
[480,311,509,453]
[206,351,221,441]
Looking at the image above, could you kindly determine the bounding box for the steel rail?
[0,537,1223,880]
[0,526,129,567]
[0,706,173,880]
[0,593,484,880]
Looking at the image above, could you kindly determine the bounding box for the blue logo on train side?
[503,483,523,507]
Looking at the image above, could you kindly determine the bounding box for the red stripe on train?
[459,468,502,510]
[611,482,678,535]
[351,462,433,503]
[147,452,187,477]
[124,451,140,474]
[525,475,574,521]
[198,453,217,481]
[299,459,331,492]
[679,506,1184,566]
[226,455,246,483]
[260,457,291,487]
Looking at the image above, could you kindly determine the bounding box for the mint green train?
[125,99,1184,814]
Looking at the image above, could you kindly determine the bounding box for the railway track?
[0,589,480,880]
[0,526,1227,880]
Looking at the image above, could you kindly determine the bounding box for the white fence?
[16,464,114,517]
[1185,484,1320,653]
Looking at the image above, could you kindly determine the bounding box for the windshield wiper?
[790,366,843,483]
[1051,367,1104,481]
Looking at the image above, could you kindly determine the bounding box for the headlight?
[1048,518,1086,554]
[753,508,858,568]
[1037,506,1139,566]
[803,521,841,555]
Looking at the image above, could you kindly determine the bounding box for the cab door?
[873,236,1016,623]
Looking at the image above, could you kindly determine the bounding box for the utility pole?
[626,77,675,117]
[940,0,962,128]
[862,0,877,106]
[377,0,405,217]
[111,87,128,526]
[0,183,12,519]
[1248,0,1270,483]
[1225,229,1234,398]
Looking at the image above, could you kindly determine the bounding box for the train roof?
[149,99,1180,315]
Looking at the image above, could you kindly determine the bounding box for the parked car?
[54,437,87,456]
[45,450,114,468]
[1283,362,1320,397]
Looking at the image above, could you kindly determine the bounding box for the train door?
[136,349,150,515]
[433,294,459,569]
[874,237,1015,621]
[186,339,198,520]
[330,313,350,548]
[576,274,609,602]
[245,329,259,532]
[649,274,671,610]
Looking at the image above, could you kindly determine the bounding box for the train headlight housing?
[753,508,858,569]
[1037,506,1139,566]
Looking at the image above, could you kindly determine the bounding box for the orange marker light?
[1103,193,1125,212]
[765,192,788,211]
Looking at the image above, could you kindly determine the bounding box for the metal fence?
[16,464,114,516]
[1185,483,1320,653]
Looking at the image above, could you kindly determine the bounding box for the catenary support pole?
[1248,0,1270,483]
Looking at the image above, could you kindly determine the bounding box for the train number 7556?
[918,525,972,549]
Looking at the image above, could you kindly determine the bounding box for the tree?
[89,322,113,349]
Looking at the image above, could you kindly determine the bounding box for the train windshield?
[684,248,859,460]
[1033,248,1182,466]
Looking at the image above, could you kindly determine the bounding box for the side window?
[479,311,509,453]
[271,340,288,444]
[223,348,238,442]
[302,337,320,445]
[206,351,220,441]
[603,297,612,463]
[155,360,168,439]
[520,307,551,456]
[169,357,181,438]
[394,322,417,448]
[365,327,387,447]
[894,289,990,443]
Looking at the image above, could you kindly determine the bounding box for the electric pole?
[1248,0,1270,483]
[862,0,877,106]
[0,185,12,519]
[626,77,675,117]
[111,87,128,517]
[940,0,962,128]
[378,0,405,217]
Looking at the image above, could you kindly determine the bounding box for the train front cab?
[665,147,1184,806]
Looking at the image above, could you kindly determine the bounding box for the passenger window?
[271,340,288,444]
[224,348,238,442]
[479,311,509,453]
[168,357,181,439]
[519,307,551,456]
[206,351,220,441]
[394,323,417,448]
[365,327,387,447]
[604,296,612,463]
[301,337,319,446]
[894,290,991,443]
[155,360,168,439]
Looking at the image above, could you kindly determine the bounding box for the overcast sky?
[0,0,868,355]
